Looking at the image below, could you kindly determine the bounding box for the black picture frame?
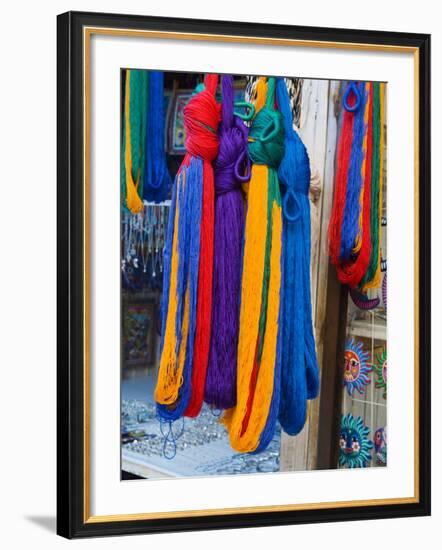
[57,10,431,539]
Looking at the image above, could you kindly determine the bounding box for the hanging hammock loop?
[248,111,284,168]
[234,148,251,183]
[282,188,302,223]
[343,81,361,112]
[233,100,255,121]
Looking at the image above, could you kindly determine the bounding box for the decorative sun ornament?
[373,426,387,466]
[373,348,387,399]
[343,338,372,396]
[339,413,373,468]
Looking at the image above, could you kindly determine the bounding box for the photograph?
[120,70,388,479]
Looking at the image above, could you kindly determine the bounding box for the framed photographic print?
[57,10,431,538]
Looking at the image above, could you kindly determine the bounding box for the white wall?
[0,0,439,548]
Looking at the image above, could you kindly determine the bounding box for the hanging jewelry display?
[121,202,170,291]
[373,348,387,399]
[339,413,373,468]
[343,338,372,396]
[373,426,387,466]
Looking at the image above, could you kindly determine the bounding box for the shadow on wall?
[24,515,56,533]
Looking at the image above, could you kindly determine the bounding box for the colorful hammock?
[155,74,221,421]
[222,77,284,453]
[328,81,384,289]
[276,77,320,436]
[143,70,173,202]
[204,74,250,411]
[122,69,148,213]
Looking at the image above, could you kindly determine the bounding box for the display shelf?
[122,455,174,479]
[347,318,386,341]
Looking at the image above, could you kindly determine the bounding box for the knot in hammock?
[184,76,221,162]
[279,141,311,222]
[248,107,284,169]
[214,122,250,196]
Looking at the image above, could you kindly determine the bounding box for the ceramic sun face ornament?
[343,338,372,396]
[339,413,373,468]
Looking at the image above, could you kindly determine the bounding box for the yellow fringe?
[353,83,371,253]
[223,164,268,440]
[362,83,385,291]
[154,172,186,405]
[223,174,282,453]
[124,70,144,214]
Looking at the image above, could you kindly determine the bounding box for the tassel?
[204,75,249,411]
[222,77,284,453]
[144,71,173,202]
[122,69,147,214]
[275,77,320,436]
[155,75,221,421]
